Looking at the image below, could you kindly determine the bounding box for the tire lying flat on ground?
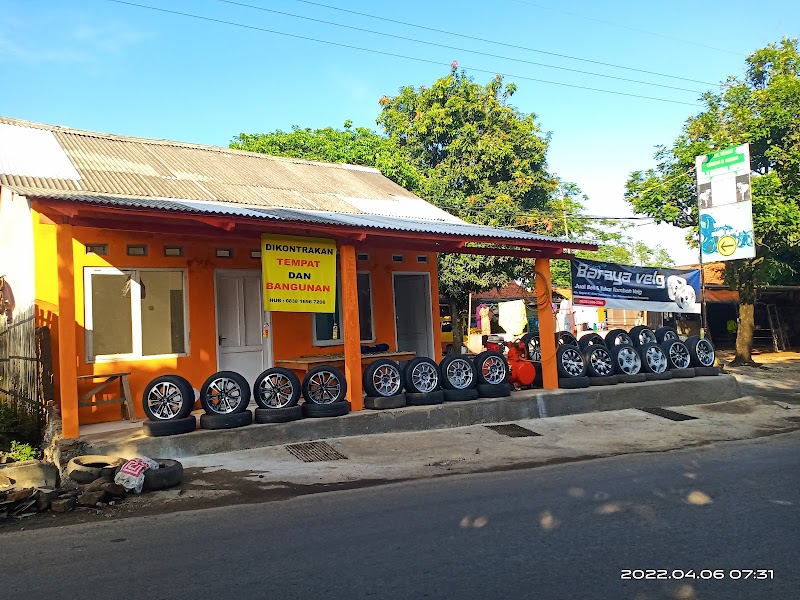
[645,371,673,381]
[301,400,351,418]
[477,383,510,398]
[254,406,303,423]
[694,366,719,376]
[142,459,183,491]
[559,376,591,389]
[143,416,197,437]
[406,390,445,405]
[589,375,618,386]
[364,394,406,410]
[66,455,126,484]
[200,410,253,430]
[443,388,479,402]
[618,373,647,383]
[671,368,696,378]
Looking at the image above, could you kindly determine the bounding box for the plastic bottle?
[332,323,339,340]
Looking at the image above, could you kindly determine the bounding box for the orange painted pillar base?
[535,257,558,390]
[56,220,80,438]
[339,245,363,410]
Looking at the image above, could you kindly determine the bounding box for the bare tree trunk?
[726,259,758,367]
[733,302,755,365]
[448,296,463,354]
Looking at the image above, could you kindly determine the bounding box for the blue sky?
[2,0,797,264]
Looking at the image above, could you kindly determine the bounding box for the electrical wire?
[215,0,705,94]
[103,0,703,107]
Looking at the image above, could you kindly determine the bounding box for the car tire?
[403,357,442,393]
[199,410,253,430]
[254,406,303,423]
[531,361,543,387]
[363,359,404,397]
[66,455,126,484]
[589,375,618,386]
[655,327,679,344]
[200,371,251,415]
[684,335,716,367]
[253,368,301,409]
[557,345,587,378]
[661,339,692,370]
[671,368,696,378]
[694,366,719,376]
[555,331,579,347]
[638,342,669,374]
[559,376,590,389]
[521,333,541,361]
[645,371,673,381]
[142,375,195,421]
[364,394,406,410]
[302,401,351,418]
[142,416,197,437]
[618,373,647,383]
[439,355,477,390]
[610,344,642,375]
[406,390,445,405]
[142,459,183,491]
[583,345,614,378]
[477,383,510,398]
[443,388,479,402]
[474,351,509,385]
[578,333,606,351]
[302,365,348,405]
[629,326,657,347]
[605,329,634,349]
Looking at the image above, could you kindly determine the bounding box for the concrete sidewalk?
[84,374,741,459]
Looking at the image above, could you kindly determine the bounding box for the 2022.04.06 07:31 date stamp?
[621,569,774,580]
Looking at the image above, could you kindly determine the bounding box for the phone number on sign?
[621,569,774,580]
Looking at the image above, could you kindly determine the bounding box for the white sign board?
[695,144,756,262]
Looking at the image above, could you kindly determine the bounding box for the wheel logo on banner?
[717,235,737,257]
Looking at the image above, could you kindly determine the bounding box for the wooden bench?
[276,351,416,375]
[77,372,136,421]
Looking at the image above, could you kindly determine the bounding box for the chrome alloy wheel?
[638,329,657,345]
[306,369,343,404]
[527,338,542,361]
[411,362,439,393]
[663,330,678,341]
[204,377,245,414]
[445,358,474,390]
[258,373,296,408]
[589,347,614,376]
[481,355,507,384]
[147,381,185,420]
[615,346,642,375]
[560,347,585,377]
[644,346,668,373]
[696,339,715,366]
[669,343,691,369]
[373,364,402,396]
[612,332,634,346]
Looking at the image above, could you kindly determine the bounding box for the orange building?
[0,117,595,438]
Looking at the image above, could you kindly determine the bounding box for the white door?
[393,273,434,359]
[215,270,272,386]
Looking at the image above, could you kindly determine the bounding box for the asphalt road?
[2,433,798,600]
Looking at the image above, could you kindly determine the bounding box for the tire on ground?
[142,459,183,491]
[142,375,195,421]
[661,339,692,370]
[671,368,696,378]
[439,354,477,390]
[364,394,407,410]
[477,383,510,398]
[694,366,719,376]
[405,390,445,405]
[558,376,590,389]
[301,401,351,418]
[302,365,348,404]
[363,359,403,397]
[253,367,301,409]
[200,370,251,415]
[199,410,253,430]
[618,373,647,383]
[474,351,509,385]
[684,335,716,368]
[403,357,442,393]
[443,388,479,402]
[645,371,673,381]
[254,406,303,423]
[589,375,618,386]
[142,416,197,437]
[66,455,126,484]
[556,345,587,378]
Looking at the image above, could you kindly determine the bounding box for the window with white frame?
[313,271,374,345]
[85,267,188,362]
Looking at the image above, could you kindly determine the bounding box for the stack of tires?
[554,331,592,389]
[141,375,197,437]
[253,365,350,421]
[471,352,511,398]
[363,357,448,407]
[198,371,253,430]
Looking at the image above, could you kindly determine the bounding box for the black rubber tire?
[531,361,543,387]
[589,375,618,386]
[302,365,348,404]
[661,339,692,369]
[685,335,716,368]
[557,345,587,378]
[558,376,590,389]
[555,330,579,347]
[618,373,647,383]
[142,375,195,421]
[363,359,403,397]
[671,367,696,378]
[199,410,253,430]
[605,329,634,349]
[477,383,510,398]
[629,326,657,347]
[578,333,606,351]
[645,371,674,381]
[655,326,679,344]
[638,342,669,374]
[406,390,445,405]
[583,345,615,378]
[403,357,442,393]
[474,351,509,385]
[521,333,541,361]
[142,416,197,437]
[694,366,719,376]
[443,388,480,402]
[142,459,183,491]
[253,367,301,409]
[301,401,351,418]
[364,394,406,410]
[66,455,126,484]
[200,370,251,415]
[254,406,303,423]
[439,355,478,390]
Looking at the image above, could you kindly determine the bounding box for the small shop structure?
[0,117,595,439]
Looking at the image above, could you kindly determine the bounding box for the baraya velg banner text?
[571,258,701,314]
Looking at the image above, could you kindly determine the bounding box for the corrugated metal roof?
[0,122,81,181]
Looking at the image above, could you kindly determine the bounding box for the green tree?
[625,38,800,364]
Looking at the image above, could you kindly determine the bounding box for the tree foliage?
[625,38,800,363]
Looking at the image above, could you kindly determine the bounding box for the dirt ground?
[717,349,800,403]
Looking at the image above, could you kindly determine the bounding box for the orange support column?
[339,245,363,410]
[56,219,80,438]
[535,257,558,389]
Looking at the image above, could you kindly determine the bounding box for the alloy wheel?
[696,339,715,366]
[645,346,668,373]
[446,358,474,390]
[373,364,402,396]
[259,373,296,408]
[481,355,507,384]
[560,347,585,377]
[204,377,245,414]
[306,370,343,404]
[589,348,614,376]
[616,346,641,374]
[669,343,691,369]
[147,382,185,420]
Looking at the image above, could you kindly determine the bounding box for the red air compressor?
[485,335,537,388]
